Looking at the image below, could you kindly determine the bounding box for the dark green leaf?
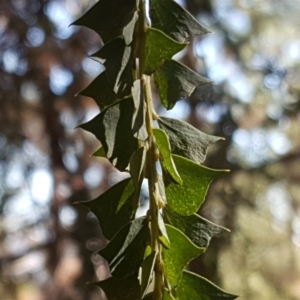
[92,37,133,95]
[132,80,148,140]
[164,207,229,248]
[79,98,138,171]
[95,274,141,300]
[99,217,150,279]
[154,60,211,109]
[150,0,210,43]
[78,72,124,110]
[153,128,182,184]
[163,225,204,288]
[77,178,136,240]
[166,155,227,215]
[92,146,106,158]
[144,28,186,75]
[71,0,137,44]
[130,147,146,188]
[177,271,239,300]
[139,251,157,298]
[158,117,222,164]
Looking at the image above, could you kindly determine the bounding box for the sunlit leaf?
[123,11,138,45]
[99,217,150,279]
[166,155,228,215]
[177,271,239,300]
[163,225,205,288]
[71,0,137,43]
[154,60,211,109]
[79,98,138,171]
[91,146,106,158]
[158,117,222,164]
[77,178,136,240]
[132,80,148,141]
[153,128,182,184]
[139,251,157,298]
[144,28,187,75]
[158,211,170,248]
[164,207,229,248]
[150,0,210,43]
[164,289,176,300]
[95,274,141,300]
[92,37,133,95]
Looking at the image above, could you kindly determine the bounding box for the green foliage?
[73,0,238,299]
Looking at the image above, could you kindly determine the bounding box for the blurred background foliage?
[0,0,300,299]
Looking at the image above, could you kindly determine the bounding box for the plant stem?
[137,1,164,298]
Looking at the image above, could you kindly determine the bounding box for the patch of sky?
[158,100,191,120]
[82,57,105,77]
[26,27,45,47]
[50,65,73,95]
[45,1,76,39]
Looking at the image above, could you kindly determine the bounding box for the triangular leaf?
[132,80,148,141]
[177,271,239,300]
[99,217,150,279]
[164,207,229,248]
[71,0,137,44]
[154,60,211,109]
[130,146,146,188]
[79,98,138,171]
[163,225,205,288]
[139,251,157,298]
[78,71,122,110]
[92,37,133,95]
[166,155,227,215]
[144,28,187,75]
[92,146,106,158]
[95,274,141,300]
[77,178,136,240]
[150,0,211,43]
[158,117,222,164]
[153,128,182,184]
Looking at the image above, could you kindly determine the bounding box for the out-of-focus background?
[0,0,300,299]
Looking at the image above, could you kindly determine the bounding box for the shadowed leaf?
[78,72,127,110]
[139,251,157,298]
[150,0,210,43]
[164,207,229,248]
[166,155,228,215]
[144,28,186,75]
[79,98,138,171]
[71,0,137,43]
[95,274,141,300]
[130,146,146,188]
[99,217,150,279]
[163,225,205,288]
[154,60,211,109]
[92,37,133,95]
[177,271,239,300]
[158,117,222,164]
[77,178,136,240]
